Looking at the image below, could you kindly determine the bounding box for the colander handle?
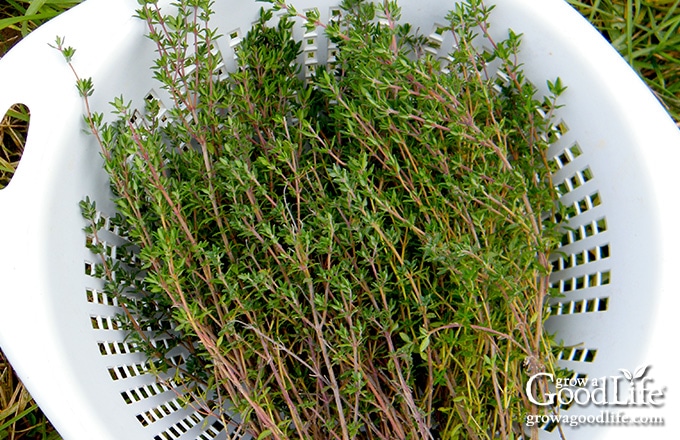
[0,20,80,207]
[0,87,36,231]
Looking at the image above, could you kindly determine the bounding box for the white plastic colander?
[1,0,679,438]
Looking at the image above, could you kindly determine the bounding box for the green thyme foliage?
[78,0,565,438]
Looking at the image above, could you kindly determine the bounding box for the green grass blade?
[0,403,40,432]
[4,0,27,14]
[41,0,83,4]
[25,0,49,16]
[0,12,58,32]
[3,108,30,122]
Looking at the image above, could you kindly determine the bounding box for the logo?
[526,365,666,408]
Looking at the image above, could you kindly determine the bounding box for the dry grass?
[1,350,61,439]
[0,104,28,189]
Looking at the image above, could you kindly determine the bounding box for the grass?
[0,1,83,36]
[0,350,61,440]
[0,1,677,439]
[0,104,28,190]
[567,0,680,124]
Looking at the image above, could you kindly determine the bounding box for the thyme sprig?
[59,0,568,438]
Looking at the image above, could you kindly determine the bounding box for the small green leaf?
[419,335,430,353]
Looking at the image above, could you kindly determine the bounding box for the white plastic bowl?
[1,0,679,438]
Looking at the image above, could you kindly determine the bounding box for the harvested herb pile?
[70,0,566,437]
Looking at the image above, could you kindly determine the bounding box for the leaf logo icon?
[619,369,633,381]
[634,365,649,380]
[619,365,649,382]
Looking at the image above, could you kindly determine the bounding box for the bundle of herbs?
[60,0,569,437]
